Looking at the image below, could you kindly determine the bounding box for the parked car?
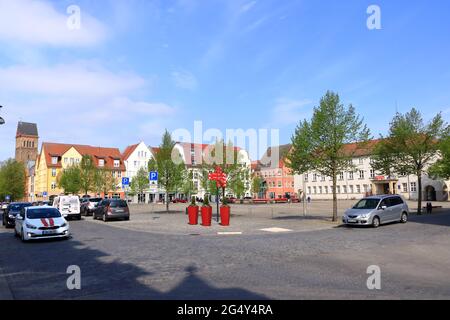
[81,197,102,216]
[172,198,188,203]
[14,206,70,242]
[1,202,9,211]
[2,202,32,228]
[342,195,409,228]
[52,196,81,220]
[93,199,130,222]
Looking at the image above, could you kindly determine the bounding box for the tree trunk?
[165,191,169,212]
[417,172,422,215]
[332,174,338,222]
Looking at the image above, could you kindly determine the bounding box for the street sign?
[149,171,158,181]
[122,177,130,186]
[43,192,48,197]
[5,195,10,201]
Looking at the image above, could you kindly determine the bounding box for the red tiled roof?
[122,143,139,160]
[339,139,381,157]
[39,142,125,170]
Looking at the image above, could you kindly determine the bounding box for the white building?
[294,140,449,201]
[122,142,153,203]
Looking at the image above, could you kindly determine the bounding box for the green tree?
[0,159,26,201]
[287,91,370,222]
[148,130,185,212]
[57,166,82,195]
[130,167,149,203]
[371,108,448,214]
[429,135,450,179]
[229,168,248,200]
[79,155,95,196]
[251,175,263,197]
[92,168,116,197]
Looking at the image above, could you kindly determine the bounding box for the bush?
[190,196,197,206]
[203,195,210,206]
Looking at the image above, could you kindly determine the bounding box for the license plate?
[115,209,124,213]
[348,219,357,223]
[42,230,57,235]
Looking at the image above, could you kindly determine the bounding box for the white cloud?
[239,1,257,14]
[171,70,198,90]
[0,0,107,47]
[0,62,147,97]
[271,98,312,126]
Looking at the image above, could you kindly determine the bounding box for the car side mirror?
[380,205,387,210]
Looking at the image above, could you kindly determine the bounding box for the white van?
[52,196,81,220]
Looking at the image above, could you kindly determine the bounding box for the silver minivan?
[343,195,409,228]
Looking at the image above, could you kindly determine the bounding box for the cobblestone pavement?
[0,202,449,300]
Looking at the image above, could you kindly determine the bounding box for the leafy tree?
[251,175,263,197]
[0,159,26,201]
[371,108,448,214]
[287,91,370,222]
[429,135,450,179]
[57,166,82,195]
[148,130,185,212]
[229,168,249,199]
[92,168,117,197]
[130,167,149,203]
[79,155,95,196]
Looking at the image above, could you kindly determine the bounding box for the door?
[378,199,391,223]
[15,209,25,235]
[388,196,404,221]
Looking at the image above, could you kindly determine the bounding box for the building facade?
[34,143,126,200]
[15,122,38,163]
[294,140,450,201]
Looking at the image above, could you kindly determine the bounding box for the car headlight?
[359,214,368,219]
[26,223,37,230]
[8,214,14,218]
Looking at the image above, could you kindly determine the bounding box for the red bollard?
[188,205,199,225]
[220,205,230,226]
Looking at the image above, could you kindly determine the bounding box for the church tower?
[15,121,39,163]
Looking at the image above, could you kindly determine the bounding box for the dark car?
[172,198,188,203]
[81,197,103,216]
[93,199,130,222]
[2,202,32,228]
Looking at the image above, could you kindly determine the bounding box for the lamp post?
[0,105,5,125]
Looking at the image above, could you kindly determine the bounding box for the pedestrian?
[426,202,433,214]
[307,196,311,204]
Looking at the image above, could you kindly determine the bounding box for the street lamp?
[0,105,4,125]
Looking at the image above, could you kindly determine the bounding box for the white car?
[52,196,81,220]
[14,206,70,242]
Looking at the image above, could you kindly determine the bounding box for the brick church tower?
[15,121,39,163]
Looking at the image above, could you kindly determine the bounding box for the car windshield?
[352,199,380,210]
[9,203,32,211]
[89,198,102,203]
[27,208,62,219]
[110,200,127,208]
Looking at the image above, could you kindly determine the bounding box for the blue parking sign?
[149,171,158,181]
[122,177,130,186]
[5,195,10,201]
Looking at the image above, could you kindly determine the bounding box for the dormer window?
[51,157,58,165]
[99,159,105,167]
[114,160,120,168]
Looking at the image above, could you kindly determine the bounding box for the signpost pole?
[216,185,220,222]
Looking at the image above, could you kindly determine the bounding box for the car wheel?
[400,212,408,223]
[372,216,380,228]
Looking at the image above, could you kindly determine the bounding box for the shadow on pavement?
[408,210,450,227]
[271,215,332,222]
[0,228,268,300]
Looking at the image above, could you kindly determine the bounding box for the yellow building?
[34,142,126,200]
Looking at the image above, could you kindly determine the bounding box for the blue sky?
[0,0,449,161]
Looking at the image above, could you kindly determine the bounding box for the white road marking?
[217,232,243,235]
[260,227,293,233]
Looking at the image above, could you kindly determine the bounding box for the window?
[359,170,365,179]
[278,181,282,188]
[321,175,325,181]
[319,186,322,194]
[402,183,408,193]
[112,171,116,178]
[410,182,417,192]
[349,185,354,193]
[51,157,58,165]
[313,174,317,182]
[291,181,294,188]
[307,187,311,194]
[99,159,105,167]
[336,186,341,194]
[304,174,308,182]
[370,169,375,179]
[356,185,361,193]
[313,186,317,194]
[343,185,347,194]
[118,171,122,178]
[359,158,364,165]
[51,182,56,190]
[70,158,74,165]
[76,158,80,164]
[134,161,138,167]
[52,168,56,177]
[324,186,328,194]
[114,160,120,168]
[349,172,354,180]
[339,172,344,181]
